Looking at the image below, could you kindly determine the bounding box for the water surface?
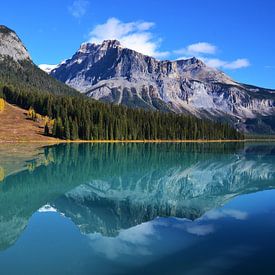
[0,142,275,274]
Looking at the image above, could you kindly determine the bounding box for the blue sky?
[1,0,275,88]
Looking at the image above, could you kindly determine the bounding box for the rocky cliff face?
[50,40,275,133]
[0,25,30,61]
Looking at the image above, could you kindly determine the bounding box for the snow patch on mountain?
[39,64,57,74]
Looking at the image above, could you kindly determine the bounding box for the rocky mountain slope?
[50,40,275,133]
[0,25,30,61]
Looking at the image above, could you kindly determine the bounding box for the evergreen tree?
[44,123,50,136]
[71,120,79,140]
[52,120,57,137]
[64,118,71,140]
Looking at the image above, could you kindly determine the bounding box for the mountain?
[1,26,240,141]
[50,40,275,133]
[0,25,78,96]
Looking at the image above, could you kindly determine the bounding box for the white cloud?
[175,42,217,55]
[88,17,169,58]
[202,57,250,70]
[87,221,155,260]
[202,58,225,68]
[222,209,248,220]
[223,59,250,69]
[175,41,250,70]
[68,0,89,18]
[169,219,215,236]
[185,224,215,236]
[203,209,248,220]
[87,19,249,68]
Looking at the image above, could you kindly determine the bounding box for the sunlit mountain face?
[1,142,275,274]
[50,40,275,134]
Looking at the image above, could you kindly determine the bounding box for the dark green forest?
[0,57,78,96]
[0,58,244,140]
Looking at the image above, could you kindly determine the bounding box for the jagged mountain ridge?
[50,40,275,133]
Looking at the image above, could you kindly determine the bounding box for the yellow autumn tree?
[0,98,5,112]
[49,119,55,127]
[27,107,36,120]
[36,113,42,121]
[0,167,5,182]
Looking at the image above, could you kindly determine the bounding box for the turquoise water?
[0,142,275,274]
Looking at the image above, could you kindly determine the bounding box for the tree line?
[0,85,244,140]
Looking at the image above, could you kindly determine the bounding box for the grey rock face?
[0,25,30,61]
[51,40,275,133]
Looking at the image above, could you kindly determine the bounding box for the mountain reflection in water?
[1,142,275,252]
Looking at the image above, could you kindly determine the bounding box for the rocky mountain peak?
[50,39,275,134]
[0,25,15,35]
[189,57,205,66]
[175,57,206,70]
[78,39,122,55]
[0,25,30,62]
[101,39,122,49]
[78,42,95,54]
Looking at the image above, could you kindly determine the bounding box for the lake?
[0,142,275,275]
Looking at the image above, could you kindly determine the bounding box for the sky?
[1,0,275,88]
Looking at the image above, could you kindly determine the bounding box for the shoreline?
[1,138,275,144]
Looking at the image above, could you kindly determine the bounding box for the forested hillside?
[0,57,78,96]
[1,85,243,140]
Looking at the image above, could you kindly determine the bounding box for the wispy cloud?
[175,42,250,70]
[202,57,250,70]
[203,209,248,220]
[88,17,169,58]
[175,42,217,55]
[185,223,215,236]
[68,0,89,19]
[87,18,249,68]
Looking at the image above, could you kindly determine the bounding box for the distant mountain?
[0,25,78,96]
[50,40,275,133]
[38,64,57,74]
